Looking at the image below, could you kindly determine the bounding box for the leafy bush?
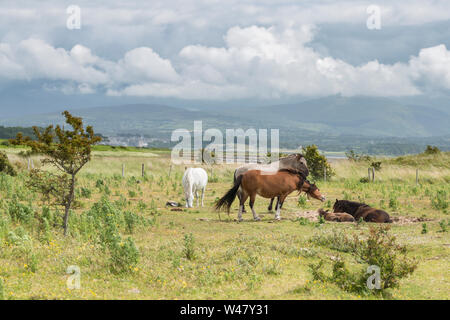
[389,195,399,210]
[0,151,16,176]
[79,187,92,199]
[346,150,372,162]
[7,197,34,224]
[309,226,418,295]
[297,195,307,208]
[183,233,196,260]
[108,237,140,274]
[431,190,448,210]
[424,145,440,155]
[439,220,448,233]
[371,161,382,171]
[302,145,334,180]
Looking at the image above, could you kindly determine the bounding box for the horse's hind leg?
[195,190,199,207]
[238,192,248,222]
[237,188,247,213]
[249,193,260,221]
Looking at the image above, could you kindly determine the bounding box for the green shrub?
[424,145,440,155]
[309,226,418,295]
[438,220,448,233]
[79,187,92,199]
[389,196,398,210]
[297,196,307,208]
[371,161,382,171]
[421,223,428,234]
[0,152,16,176]
[302,145,334,180]
[7,197,34,224]
[183,233,196,260]
[431,190,448,210]
[109,237,140,274]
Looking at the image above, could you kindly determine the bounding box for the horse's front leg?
[275,195,287,221]
[249,193,260,221]
[268,198,274,212]
[275,196,281,220]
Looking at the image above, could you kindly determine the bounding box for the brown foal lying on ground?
[215,169,325,221]
[333,199,392,223]
[318,208,355,222]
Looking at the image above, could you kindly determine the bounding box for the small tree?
[302,145,334,180]
[11,111,101,235]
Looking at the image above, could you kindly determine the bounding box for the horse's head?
[333,199,344,212]
[281,153,309,177]
[303,180,325,202]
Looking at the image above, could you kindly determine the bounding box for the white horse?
[182,168,208,208]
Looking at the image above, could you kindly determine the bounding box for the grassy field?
[0,148,448,300]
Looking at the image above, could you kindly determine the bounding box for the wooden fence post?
[416,169,419,186]
[368,168,371,182]
[122,164,125,177]
[324,166,327,182]
[372,167,375,182]
[141,163,145,177]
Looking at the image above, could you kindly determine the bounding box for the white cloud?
[0,25,449,99]
[409,45,450,89]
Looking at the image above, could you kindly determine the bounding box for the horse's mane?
[278,168,307,179]
[278,168,306,191]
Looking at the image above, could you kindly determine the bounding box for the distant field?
[0,149,448,299]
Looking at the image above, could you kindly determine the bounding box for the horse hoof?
[275,217,281,221]
[254,217,261,221]
[238,218,244,222]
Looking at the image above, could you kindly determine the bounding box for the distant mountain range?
[1,95,449,153]
[2,95,448,136]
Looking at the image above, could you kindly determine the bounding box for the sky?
[1,0,450,117]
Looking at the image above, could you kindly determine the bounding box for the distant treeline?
[0,126,39,140]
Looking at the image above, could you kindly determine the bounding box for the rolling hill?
[1,96,448,140]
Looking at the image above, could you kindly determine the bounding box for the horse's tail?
[215,175,243,211]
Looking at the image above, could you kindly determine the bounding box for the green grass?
[0,150,448,300]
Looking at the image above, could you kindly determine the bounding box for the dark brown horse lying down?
[333,199,392,223]
[318,208,355,222]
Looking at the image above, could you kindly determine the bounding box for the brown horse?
[318,208,355,222]
[215,169,325,221]
[333,199,392,223]
[234,153,309,213]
